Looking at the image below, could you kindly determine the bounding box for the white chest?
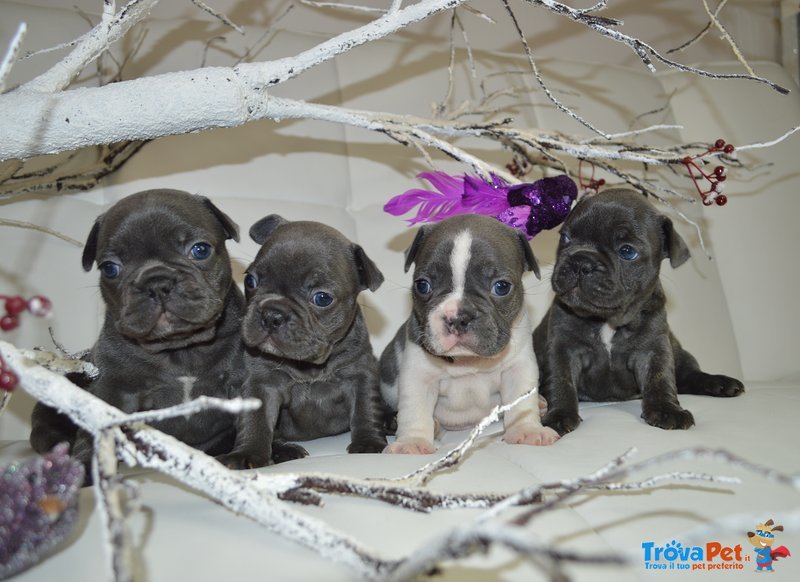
[599,323,616,355]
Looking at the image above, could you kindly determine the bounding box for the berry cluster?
[1,294,52,332]
[578,159,605,194]
[681,138,735,206]
[505,156,531,179]
[0,355,17,391]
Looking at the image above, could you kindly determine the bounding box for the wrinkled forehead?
[567,196,660,241]
[414,226,519,276]
[253,224,355,280]
[98,205,222,258]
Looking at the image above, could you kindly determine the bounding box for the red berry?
[713,166,725,177]
[714,139,726,149]
[715,194,728,206]
[681,156,692,165]
[4,296,27,317]
[27,295,52,317]
[0,369,18,391]
[0,315,19,332]
[723,144,735,154]
[717,174,727,182]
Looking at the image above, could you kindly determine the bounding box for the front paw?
[217,451,271,470]
[503,423,560,446]
[537,395,548,416]
[642,404,695,430]
[542,410,582,436]
[271,441,309,464]
[348,437,387,454]
[383,438,435,455]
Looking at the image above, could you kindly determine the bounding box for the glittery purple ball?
[504,175,578,237]
[496,205,532,231]
[0,444,84,579]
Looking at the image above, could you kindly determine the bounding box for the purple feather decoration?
[385,171,578,238]
[383,172,474,224]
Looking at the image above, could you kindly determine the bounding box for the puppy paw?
[679,372,744,398]
[383,438,435,455]
[503,424,560,446]
[348,438,388,454]
[542,410,582,436]
[538,395,548,416]
[271,441,309,464]
[217,452,271,470]
[642,405,695,430]
[703,374,745,397]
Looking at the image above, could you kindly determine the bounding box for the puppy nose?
[261,308,287,330]
[572,252,603,275]
[445,312,473,334]
[144,275,175,300]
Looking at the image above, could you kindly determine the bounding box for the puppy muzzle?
[116,264,224,347]
[243,297,332,364]
[553,249,621,313]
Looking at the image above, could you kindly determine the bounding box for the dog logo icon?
[747,519,791,572]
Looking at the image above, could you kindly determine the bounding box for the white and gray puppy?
[380,214,558,454]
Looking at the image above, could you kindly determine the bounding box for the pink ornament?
[27,295,52,318]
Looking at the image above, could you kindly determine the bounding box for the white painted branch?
[0,340,392,578]
[1,0,467,161]
[0,22,26,93]
[22,0,161,94]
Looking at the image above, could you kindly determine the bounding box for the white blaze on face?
[428,230,472,353]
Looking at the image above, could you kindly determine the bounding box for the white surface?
[1,2,799,580]
[2,383,799,581]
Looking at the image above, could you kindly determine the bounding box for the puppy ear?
[403,225,429,273]
[662,216,690,268]
[353,245,384,292]
[515,230,541,279]
[81,217,102,272]
[202,198,240,242]
[250,214,289,245]
[773,525,784,532]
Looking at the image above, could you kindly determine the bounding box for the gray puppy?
[219,216,387,469]
[380,214,558,455]
[533,189,744,435]
[30,189,246,474]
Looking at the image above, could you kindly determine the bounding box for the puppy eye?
[618,244,639,261]
[559,231,571,246]
[492,280,512,297]
[99,261,121,279]
[414,278,432,296]
[244,273,258,290]
[190,242,212,260]
[311,291,334,307]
